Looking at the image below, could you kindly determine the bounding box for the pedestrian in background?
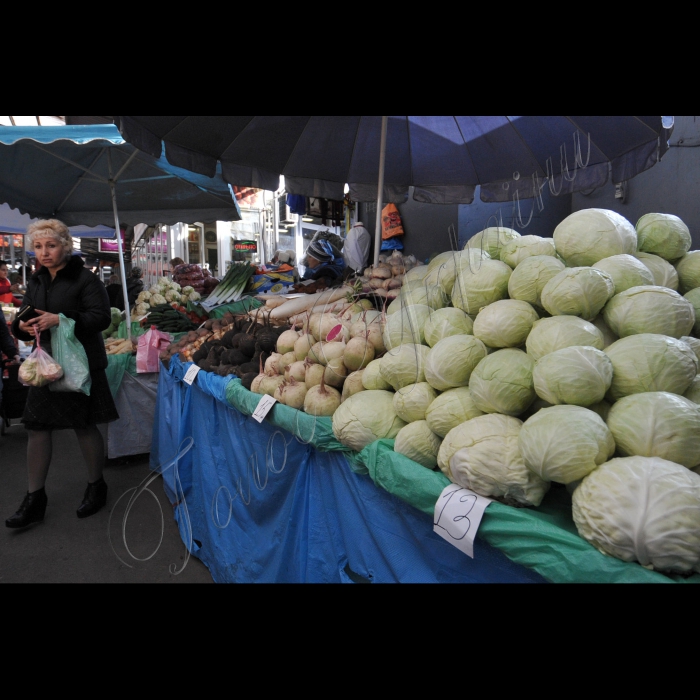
[0,261,22,307]
[0,310,20,411]
[7,218,119,530]
[105,274,122,310]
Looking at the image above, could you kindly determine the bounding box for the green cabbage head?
[423,307,474,347]
[540,266,615,320]
[592,254,655,295]
[331,390,406,452]
[450,259,512,315]
[603,333,698,401]
[675,250,700,293]
[441,414,550,507]
[533,345,613,407]
[606,391,700,468]
[383,304,432,348]
[472,299,539,348]
[552,208,637,267]
[424,334,488,391]
[379,343,430,391]
[424,387,485,438]
[635,213,692,261]
[465,226,521,260]
[602,285,695,339]
[572,456,700,574]
[507,255,565,308]
[392,382,438,423]
[518,404,615,484]
[469,348,535,416]
[500,235,557,269]
[634,251,679,290]
[525,315,604,361]
[393,420,442,469]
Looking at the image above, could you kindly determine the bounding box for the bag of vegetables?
[18,331,63,388]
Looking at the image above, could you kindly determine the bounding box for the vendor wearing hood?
[300,239,345,288]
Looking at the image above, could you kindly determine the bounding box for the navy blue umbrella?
[111,116,673,264]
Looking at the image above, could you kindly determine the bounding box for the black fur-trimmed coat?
[12,255,111,370]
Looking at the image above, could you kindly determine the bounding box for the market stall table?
[151,356,700,584]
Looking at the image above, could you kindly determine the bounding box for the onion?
[303,374,342,416]
[343,336,375,371]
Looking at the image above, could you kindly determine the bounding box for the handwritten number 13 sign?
[433,484,492,558]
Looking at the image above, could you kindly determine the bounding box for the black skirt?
[22,367,119,431]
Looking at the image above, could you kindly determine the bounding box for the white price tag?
[433,484,493,558]
[252,394,277,423]
[182,364,201,385]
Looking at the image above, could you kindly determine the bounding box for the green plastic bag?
[49,314,92,395]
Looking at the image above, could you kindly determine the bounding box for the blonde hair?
[26,219,72,259]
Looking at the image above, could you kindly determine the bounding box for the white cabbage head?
[604,333,698,401]
[519,404,615,484]
[426,249,491,295]
[684,376,700,404]
[635,213,692,261]
[424,334,488,392]
[500,235,557,269]
[472,299,539,348]
[392,382,438,423]
[552,208,638,267]
[450,259,512,316]
[606,391,700,468]
[675,250,700,293]
[592,254,655,295]
[331,390,406,452]
[572,456,700,574]
[439,414,549,507]
[634,252,679,290]
[393,420,442,469]
[379,343,430,391]
[540,267,615,321]
[525,315,604,361]
[464,227,521,260]
[589,315,618,349]
[469,348,536,416]
[602,285,695,339]
[387,285,448,314]
[424,387,485,438]
[684,288,700,335]
[507,255,565,309]
[423,307,474,347]
[382,304,432,349]
[532,345,613,407]
[361,359,393,391]
[402,264,432,285]
[681,336,700,364]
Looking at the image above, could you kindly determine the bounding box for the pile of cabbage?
[329,210,700,576]
[131,277,201,320]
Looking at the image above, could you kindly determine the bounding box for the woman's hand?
[23,310,61,334]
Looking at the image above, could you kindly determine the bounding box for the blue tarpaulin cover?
[152,357,546,583]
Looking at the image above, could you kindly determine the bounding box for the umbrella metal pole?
[373,116,388,268]
[109,179,131,339]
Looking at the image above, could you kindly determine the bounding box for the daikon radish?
[269,285,355,320]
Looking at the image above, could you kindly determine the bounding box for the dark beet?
[222,330,238,347]
[193,348,208,363]
[257,330,277,353]
[238,335,256,358]
[240,372,257,390]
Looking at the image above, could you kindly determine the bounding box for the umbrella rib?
[51,147,109,215]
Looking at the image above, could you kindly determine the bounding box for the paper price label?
[182,364,201,386]
[252,394,277,423]
[433,484,493,558]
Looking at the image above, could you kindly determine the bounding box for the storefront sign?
[233,240,257,253]
[98,228,126,254]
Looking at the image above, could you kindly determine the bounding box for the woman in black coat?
[6,219,119,530]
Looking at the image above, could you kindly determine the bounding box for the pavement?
[0,419,214,584]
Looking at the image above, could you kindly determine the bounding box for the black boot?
[6,488,48,529]
[76,478,108,519]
